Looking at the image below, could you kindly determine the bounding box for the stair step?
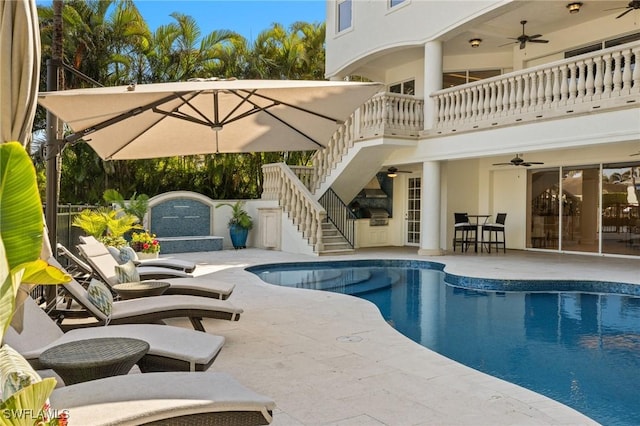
[318,248,356,256]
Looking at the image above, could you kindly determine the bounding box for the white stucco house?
[258,0,640,258]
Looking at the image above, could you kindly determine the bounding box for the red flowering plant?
[130,231,161,254]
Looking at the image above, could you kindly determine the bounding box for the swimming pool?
[247,259,640,426]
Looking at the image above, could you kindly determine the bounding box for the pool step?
[319,222,354,255]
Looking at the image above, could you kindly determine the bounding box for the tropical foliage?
[71,208,141,248]
[216,201,253,230]
[0,143,70,423]
[34,0,325,205]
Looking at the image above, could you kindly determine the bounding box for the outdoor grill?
[368,208,389,226]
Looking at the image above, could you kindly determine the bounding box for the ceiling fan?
[500,20,549,50]
[386,167,412,177]
[492,154,544,167]
[605,0,640,19]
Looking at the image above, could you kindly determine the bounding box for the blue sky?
[135,1,325,40]
[38,1,326,41]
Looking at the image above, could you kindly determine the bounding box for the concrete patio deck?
[162,248,639,425]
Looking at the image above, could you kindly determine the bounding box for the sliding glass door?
[602,163,640,255]
[527,161,640,255]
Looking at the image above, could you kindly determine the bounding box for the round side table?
[39,337,150,385]
[112,281,170,299]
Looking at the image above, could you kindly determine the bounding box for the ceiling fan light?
[387,172,398,178]
[469,38,482,48]
[567,2,582,14]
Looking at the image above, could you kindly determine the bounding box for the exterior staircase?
[261,93,423,256]
[320,222,354,255]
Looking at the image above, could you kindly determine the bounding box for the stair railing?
[262,163,326,252]
[318,188,355,248]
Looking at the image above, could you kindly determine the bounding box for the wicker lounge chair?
[5,297,225,372]
[49,371,275,425]
[52,258,242,332]
[76,243,235,300]
[80,235,197,273]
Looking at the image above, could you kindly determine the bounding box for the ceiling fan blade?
[604,6,626,11]
[499,41,517,47]
[492,162,513,166]
[528,34,543,39]
[630,152,640,157]
[617,8,634,18]
[526,161,545,165]
[529,39,549,44]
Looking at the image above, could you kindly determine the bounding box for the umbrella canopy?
[0,0,41,145]
[38,79,383,160]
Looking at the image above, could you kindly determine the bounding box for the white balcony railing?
[432,41,640,134]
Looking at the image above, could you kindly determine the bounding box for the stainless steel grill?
[368,208,389,226]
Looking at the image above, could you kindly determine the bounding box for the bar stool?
[482,213,507,253]
[453,212,477,252]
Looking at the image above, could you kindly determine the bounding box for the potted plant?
[216,201,253,249]
[130,231,161,259]
[0,142,71,424]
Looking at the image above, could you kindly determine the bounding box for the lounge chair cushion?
[49,372,275,425]
[0,344,43,401]
[87,279,113,320]
[115,260,141,283]
[6,298,224,372]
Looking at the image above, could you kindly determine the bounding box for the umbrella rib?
[229,91,325,147]
[234,89,345,124]
[63,93,185,144]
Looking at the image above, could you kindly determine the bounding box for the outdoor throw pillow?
[0,344,43,402]
[119,246,139,263]
[114,260,141,283]
[107,246,125,264]
[87,279,113,323]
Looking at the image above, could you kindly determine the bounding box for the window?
[565,32,640,58]
[390,0,406,7]
[338,0,352,32]
[442,70,501,88]
[389,79,415,95]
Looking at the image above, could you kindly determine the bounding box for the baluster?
[529,72,537,110]
[568,63,577,101]
[576,61,586,100]
[560,64,568,102]
[399,97,407,129]
[495,81,503,115]
[502,80,509,115]
[552,67,560,103]
[622,49,632,92]
[513,75,522,113]
[448,93,456,123]
[465,88,472,121]
[452,92,460,122]
[316,212,325,252]
[612,51,623,93]
[476,86,484,119]
[544,69,553,105]
[584,57,595,98]
[522,75,529,110]
[632,46,640,93]
[488,82,497,115]
[593,55,603,96]
[437,95,445,126]
[483,84,491,118]
[603,53,613,96]
[509,78,516,112]
[536,71,545,109]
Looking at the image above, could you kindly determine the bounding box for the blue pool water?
[247,260,640,425]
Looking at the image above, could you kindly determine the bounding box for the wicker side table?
[39,337,149,385]
[112,281,170,299]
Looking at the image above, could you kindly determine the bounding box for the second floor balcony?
[353,40,639,141]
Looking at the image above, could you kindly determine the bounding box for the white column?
[423,40,443,130]
[418,160,444,256]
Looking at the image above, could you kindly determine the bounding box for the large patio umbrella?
[37,79,383,160]
[0,0,40,145]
